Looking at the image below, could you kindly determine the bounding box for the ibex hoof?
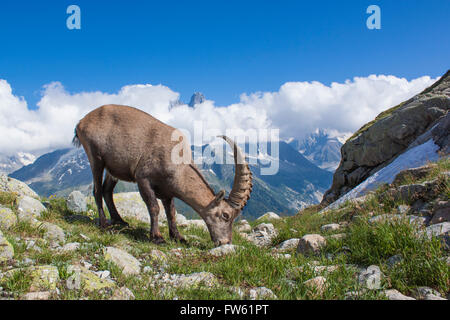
[151,236,166,245]
[111,219,129,227]
[172,236,187,244]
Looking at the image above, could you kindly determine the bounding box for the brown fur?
[73,104,251,246]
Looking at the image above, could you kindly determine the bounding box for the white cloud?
[0,74,438,155]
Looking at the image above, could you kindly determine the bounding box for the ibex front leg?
[136,178,165,244]
[162,197,186,243]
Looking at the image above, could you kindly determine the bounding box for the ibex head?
[202,136,253,246]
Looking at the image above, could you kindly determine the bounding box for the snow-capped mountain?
[0,152,36,174]
[188,92,206,107]
[9,141,332,220]
[288,129,351,172]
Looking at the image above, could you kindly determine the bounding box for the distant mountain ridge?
[9,141,332,220]
[288,129,349,172]
[0,152,36,175]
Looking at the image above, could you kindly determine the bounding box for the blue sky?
[0,0,449,109]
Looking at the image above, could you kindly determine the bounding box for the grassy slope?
[0,158,448,300]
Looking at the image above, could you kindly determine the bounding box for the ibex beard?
[72,104,253,246]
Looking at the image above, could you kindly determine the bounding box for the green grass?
[1,160,449,300]
[0,191,17,209]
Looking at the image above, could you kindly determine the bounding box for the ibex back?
[73,105,252,246]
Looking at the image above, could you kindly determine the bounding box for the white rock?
[21,291,52,300]
[59,242,80,253]
[383,289,416,300]
[17,196,46,221]
[236,220,252,233]
[40,222,65,243]
[246,223,278,247]
[0,206,17,230]
[256,212,281,222]
[67,191,87,213]
[424,294,446,300]
[208,244,241,257]
[275,238,300,251]
[358,265,382,290]
[249,287,277,300]
[0,230,14,262]
[103,246,141,276]
[0,175,39,199]
[181,219,208,231]
[112,286,135,300]
[425,222,450,238]
[303,276,328,295]
[320,223,341,232]
[296,234,327,255]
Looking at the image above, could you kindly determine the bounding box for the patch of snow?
[327,139,440,210]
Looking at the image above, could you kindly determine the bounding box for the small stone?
[66,191,87,213]
[249,287,277,300]
[412,286,442,299]
[425,222,450,238]
[256,212,281,222]
[296,234,327,255]
[320,223,341,233]
[17,196,46,221]
[344,290,367,300]
[59,242,80,253]
[275,238,300,251]
[369,214,426,226]
[229,286,245,299]
[112,286,135,300]
[79,233,90,241]
[143,266,152,273]
[236,220,252,233]
[21,291,52,300]
[303,276,328,296]
[430,201,450,225]
[424,294,446,300]
[327,233,346,240]
[66,265,115,292]
[383,289,415,300]
[103,247,141,275]
[358,265,382,290]
[0,230,14,262]
[386,254,403,268]
[208,244,241,257]
[246,223,278,247]
[272,253,291,259]
[0,206,17,230]
[39,222,65,243]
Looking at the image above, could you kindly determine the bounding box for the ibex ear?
[205,190,226,210]
[214,190,226,204]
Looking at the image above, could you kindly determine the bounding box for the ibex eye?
[222,213,230,221]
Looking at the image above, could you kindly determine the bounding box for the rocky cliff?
[321,70,450,206]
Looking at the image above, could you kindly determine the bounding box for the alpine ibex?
[73,105,252,246]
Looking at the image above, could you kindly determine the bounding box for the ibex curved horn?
[218,136,253,211]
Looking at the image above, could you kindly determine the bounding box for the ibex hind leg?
[102,172,129,227]
[162,197,186,243]
[88,158,109,229]
[136,178,166,244]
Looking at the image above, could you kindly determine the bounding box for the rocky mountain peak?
[188,92,206,107]
[321,69,450,206]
